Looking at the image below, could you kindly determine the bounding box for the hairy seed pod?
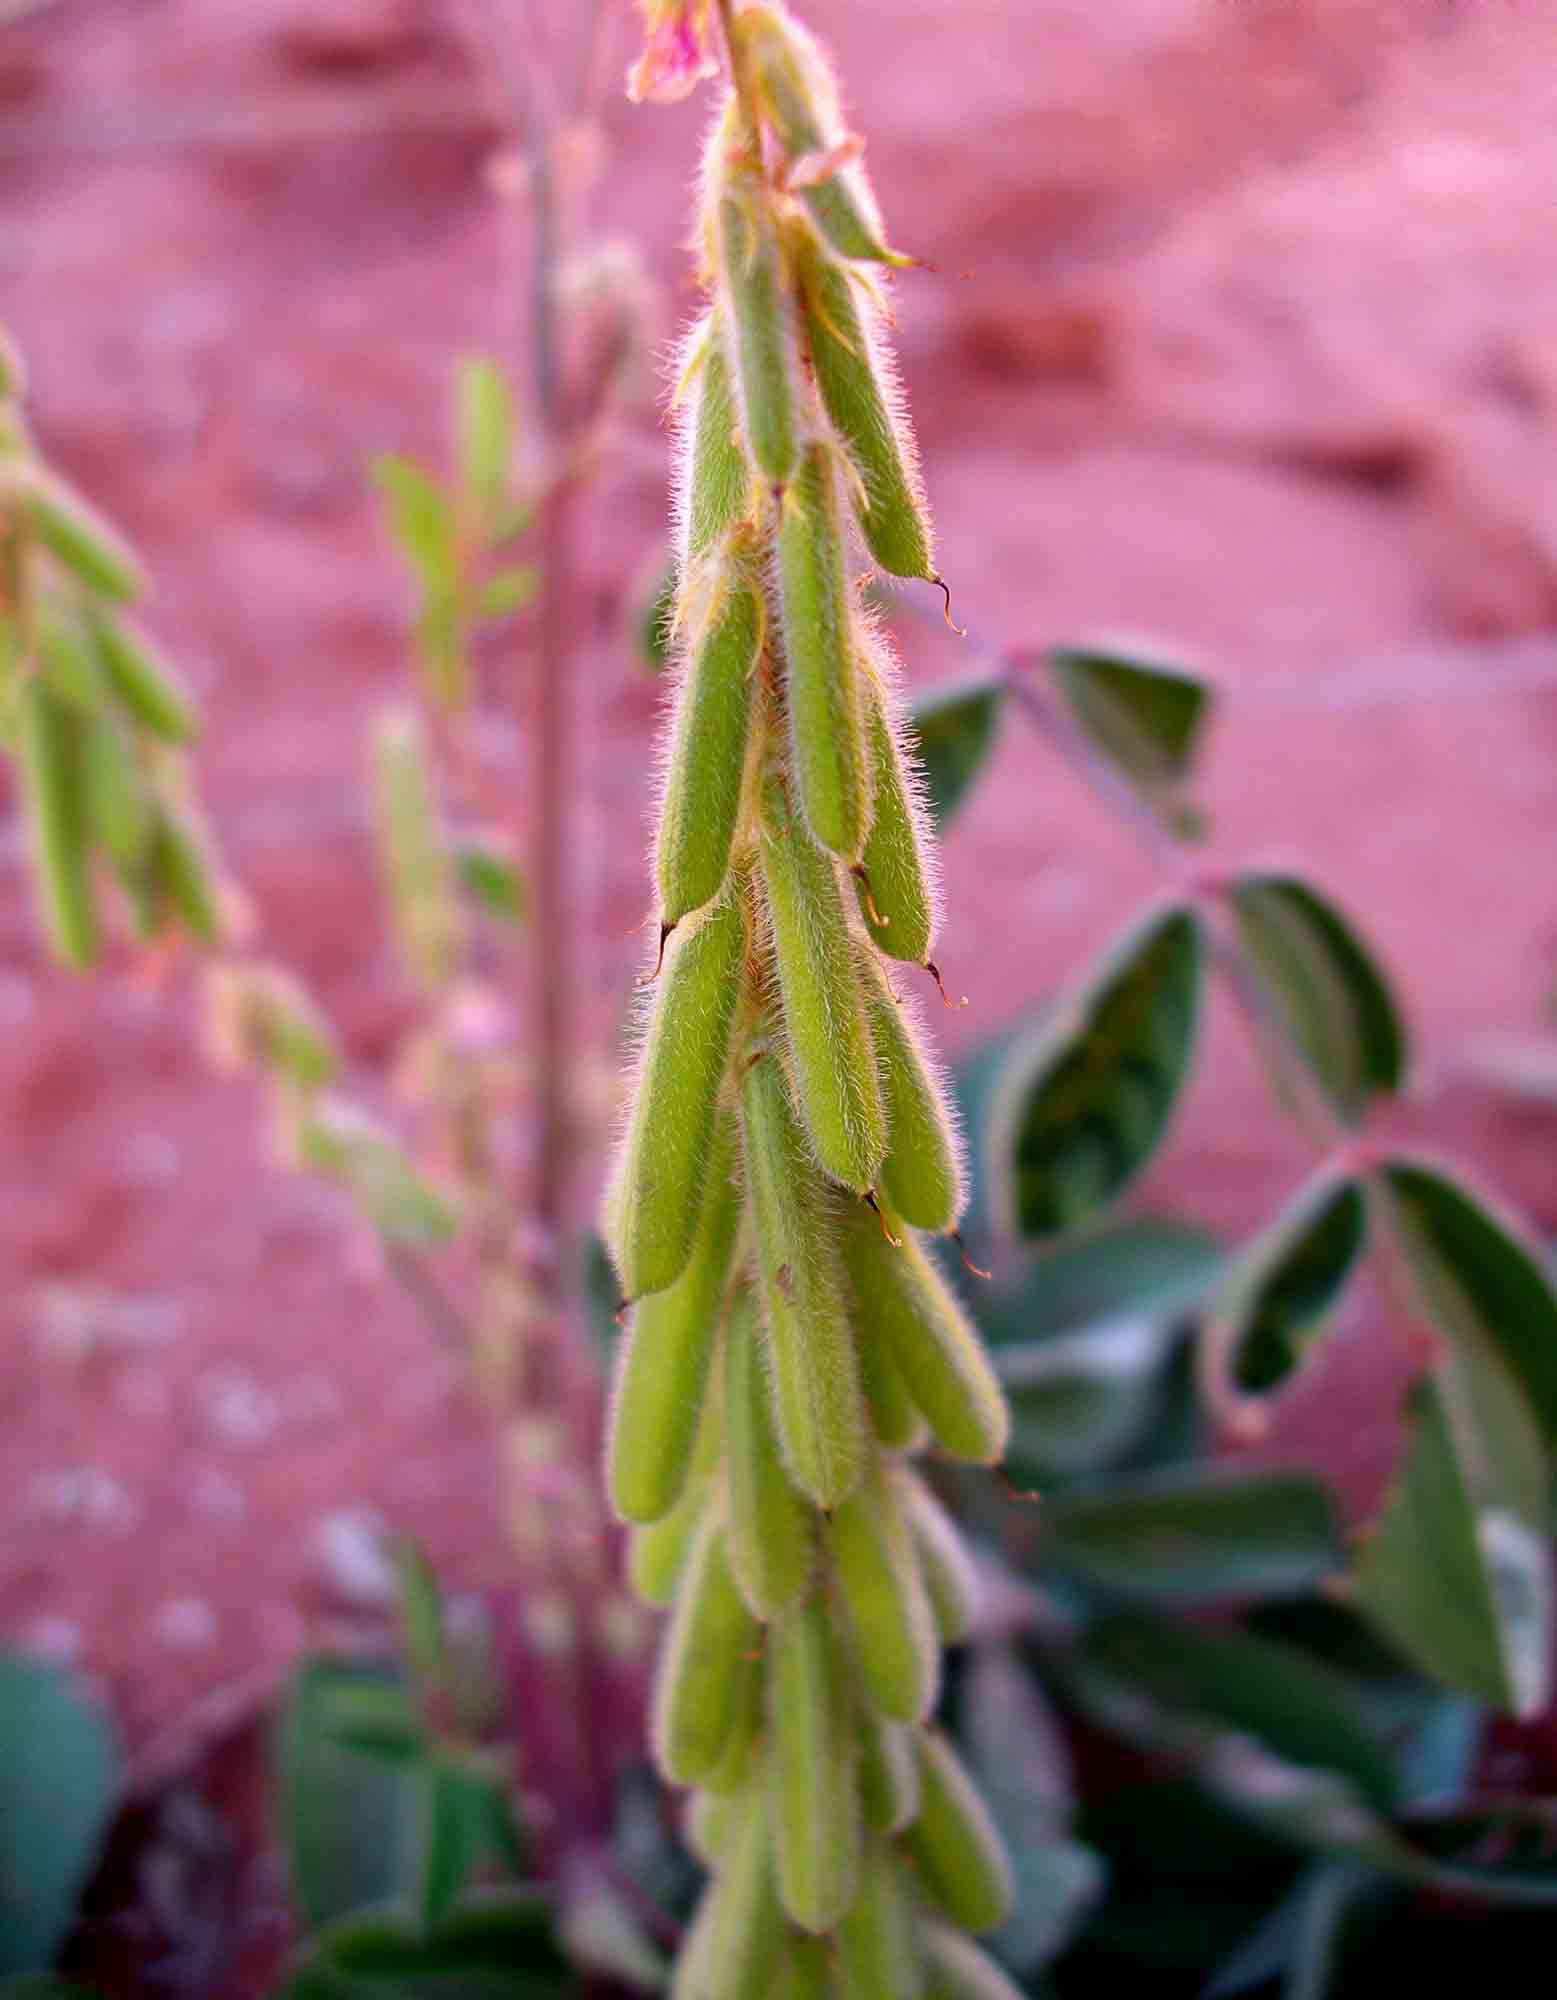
[627,1382,721,1605]
[856,1325,924,1451]
[791,225,932,579]
[730,6,907,267]
[826,1453,938,1723]
[651,1514,760,1786]
[656,572,762,928]
[904,1730,1014,1936]
[856,943,962,1232]
[854,664,936,964]
[607,1116,741,1524]
[838,1205,1008,1464]
[683,1788,734,1869]
[674,1784,788,2000]
[857,1705,920,1836]
[759,780,886,1191]
[150,800,226,947]
[836,1839,925,2000]
[900,1467,977,1645]
[37,608,107,713]
[716,163,798,487]
[88,611,197,744]
[614,881,747,1298]
[921,1923,1028,2000]
[768,1596,861,1932]
[723,1284,816,1619]
[741,1047,867,1508]
[82,716,150,873]
[776,447,871,860]
[701,1641,765,1795]
[17,465,144,603]
[681,314,753,565]
[767,1934,833,2000]
[17,676,97,968]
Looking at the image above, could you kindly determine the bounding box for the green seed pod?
[651,1514,760,1787]
[716,162,798,487]
[857,1705,920,1836]
[826,1452,938,1723]
[607,1116,741,1524]
[627,1375,724,1604]
[900,1468,977,1645]
[792,225,932,579]
[838,1204,1008,1464]
[17,675,97,968]
[759,779,886,1192]
[776,446,871,861]
[674,1785,788,2000]
[38,607,108,713]
[921,1923,1027,2000]
[614,880,748,1298]
[723,1284,816,1619]
[18,465,144,602]
[678,313,754,565]
[856,942,962,1232]
[767,1596,861,1932]
[766,1934,833,2000]
[89,610,197,744]
[904,1730,1014,1936]
[150,799,226,947]
[371,707,464,991]
[855,1325,924,1451]
[81,715,150,873]
[655,572,762,929]
[853,661,937,964]
[700,1633,766,1796]
[731,6,908,268]
[835,1839,924,2000]
[740,1047,867,1509]
[683,1788,734,1869]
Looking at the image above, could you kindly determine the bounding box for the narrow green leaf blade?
[456,358,513,522]
[989,902,1203,1241]
[374,454,458,594]
[455,840,526,925]
[907,674,1006,832]
[1231,872,1406,1122]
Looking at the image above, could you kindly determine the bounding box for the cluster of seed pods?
[605,9,1023,1996]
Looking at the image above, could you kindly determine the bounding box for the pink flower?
[626,0,720,104]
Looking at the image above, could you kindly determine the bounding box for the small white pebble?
[313,1506,398,1609]
[198,1367,279,1447]
[26,1466,140,1534]
[154,1598,220,1652]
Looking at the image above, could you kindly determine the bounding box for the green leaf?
[417,1763,482,1934]
[476,566,538,622]
[274,1658,421,1928]
[0,1982,107,1999]
[20,467,144,603]
[1379,1157,1557,1442]
[907,674,1006,832]
[1230,873,1406,1123]
[997,1314,1189,1486]
[1353,1352,1551,1718]
[973,1216,1225,1351]
[0,1655,122,1976]
[456,359,513,523]
[1210,1174,1368,1401]
[374,455,458,594]
[395,1541,447,1690]
[455,841,526,925]
[317,1674,424,1762]
[988,902,1203,1241]
[1047,1466,1343,1604]
[286,1890,567,1998]
[1043,645,1210,832]
[1082,1615,1400,1814]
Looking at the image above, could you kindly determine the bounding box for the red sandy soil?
[4,0,1557,1984]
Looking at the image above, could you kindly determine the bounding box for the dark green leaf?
[1044,645,1210,829]
[1230,873,1406,1123]
[1083,1616,1400,1814]
[456,359,513,522]
[1380,1158,1557,1443]
[1211,1174,1368,1401]
[289,1890,567,1998]
[374,456,458,594]
[274,1659,420,1928]
[1353,1353,1551,1718]
[1047,1466,1343,1604]
[998,1314,1188,1485]
[417,1763,481,1934]
[0,1982,106,1998]
[317,1674,424,1763]
[582,1232,622,1360]
[455,841,526,925]
[0,1655,121,1975]
[988,902,1203,1241]
[907,674,1006,832]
